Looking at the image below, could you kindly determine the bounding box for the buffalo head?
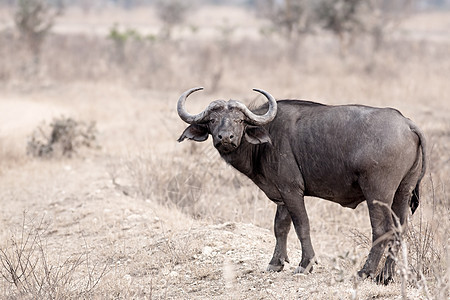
[177,87,278,154]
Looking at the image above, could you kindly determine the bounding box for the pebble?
[169,271,178,277]
[202,246,213,256]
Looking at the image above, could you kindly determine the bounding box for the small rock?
[169,271,178,277]
[127,214,142,221]
[202,246,213,256]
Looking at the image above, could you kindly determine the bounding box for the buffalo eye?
[209,119,216,124]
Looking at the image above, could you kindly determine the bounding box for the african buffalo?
[177,87,426,284]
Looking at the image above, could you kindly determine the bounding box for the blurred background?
[0,1,449,298]
[0,0,449,93]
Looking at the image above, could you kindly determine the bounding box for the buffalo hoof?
[375,272,393,285]
[294,266,307,274]
[266,264,284,272]
[294,258,316,274]
[294,265,314,274]
[357,270,374,280]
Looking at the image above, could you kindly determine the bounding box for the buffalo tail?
[409,122,427,215]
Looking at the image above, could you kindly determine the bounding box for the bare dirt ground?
[0,82,447,299]
[0,5,449,300]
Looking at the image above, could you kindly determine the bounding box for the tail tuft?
[410,184,420,214]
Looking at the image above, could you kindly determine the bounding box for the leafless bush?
[27,116,98,158]
[313,0,369,53]
[155,0,190,39]
[256,0,413,59]
[313,0,414,55]
[0,213,109,299]
[256,0,312,39]
[14,0,62,74]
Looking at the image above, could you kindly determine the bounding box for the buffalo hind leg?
[376,187,412,285]
[357,196,395,280]
[267,205,291,272]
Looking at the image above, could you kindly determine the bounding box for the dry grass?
[108,144,275,226]
[0,4,448,299]
[0,213,109,299]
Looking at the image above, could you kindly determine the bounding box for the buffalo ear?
[244,126,272,145]
[178,124,209,142]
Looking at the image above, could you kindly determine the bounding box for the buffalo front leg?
[267,205,291,272]
[285,195,316,274]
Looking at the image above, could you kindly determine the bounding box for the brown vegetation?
[0,3,448,299]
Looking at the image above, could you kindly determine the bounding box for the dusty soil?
[0,84,439,299]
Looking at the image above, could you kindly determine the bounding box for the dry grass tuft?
[108,144,275,226]
[0,213,109,299]
[406,176,449,299]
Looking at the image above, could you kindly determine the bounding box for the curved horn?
[232,89,278,126]
[177,87,210,124]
